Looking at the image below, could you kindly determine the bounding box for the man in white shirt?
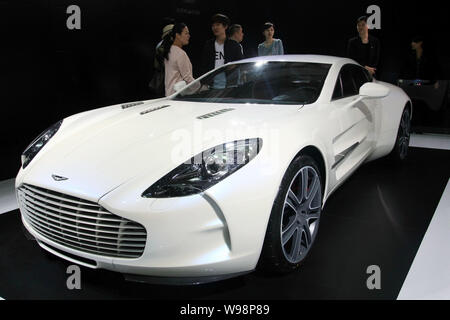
[199,13,244,87]
[213,29,226,89]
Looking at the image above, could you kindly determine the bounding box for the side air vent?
[197,108,235,120]
[140,105,171,115]
[121,101,144,109]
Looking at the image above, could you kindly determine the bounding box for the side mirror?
[359,82,390,99]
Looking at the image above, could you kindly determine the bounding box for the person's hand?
[364,66,377,76]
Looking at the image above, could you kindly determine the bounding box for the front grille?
[17,184,147,258]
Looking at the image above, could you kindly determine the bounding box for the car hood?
[22,99,299,201]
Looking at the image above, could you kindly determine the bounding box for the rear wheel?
[259,155,323,273]
[390,107,411,162]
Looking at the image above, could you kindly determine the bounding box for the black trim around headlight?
[21,120,63,169]
[142,138,263,198]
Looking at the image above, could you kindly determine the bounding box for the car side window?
[332,64,371,101]
[332,74,343,100]
[362,67,373,82]
[341,66,358,97]
[351,65,371,92]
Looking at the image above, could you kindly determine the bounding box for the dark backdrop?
[2,0,450,180]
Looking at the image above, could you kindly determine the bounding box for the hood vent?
[121,101,144,109]
[140,105,171,115]
[197,108,235,120]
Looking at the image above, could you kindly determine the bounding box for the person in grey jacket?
[258,22,284,56]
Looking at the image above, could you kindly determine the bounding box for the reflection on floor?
[410,133,450,150]
[398,179,450,300]
[0,179,17,215]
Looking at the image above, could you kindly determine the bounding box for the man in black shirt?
[228,24,245,56]
[347,16,380,77]
[401,35,439,80]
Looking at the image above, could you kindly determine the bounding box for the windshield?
[172,61,331,105]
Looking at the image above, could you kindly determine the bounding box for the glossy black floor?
[1,147,449,300]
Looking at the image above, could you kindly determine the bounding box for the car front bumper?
[16,148,280,283]
[19,188,262,282]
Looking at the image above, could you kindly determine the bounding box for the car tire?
[258,155,323,274]
[390,107,411,162]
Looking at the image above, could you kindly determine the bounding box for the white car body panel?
[15,55,411,280]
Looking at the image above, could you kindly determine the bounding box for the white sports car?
[16,55,412,284]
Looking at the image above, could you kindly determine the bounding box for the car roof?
[234,54,354,66]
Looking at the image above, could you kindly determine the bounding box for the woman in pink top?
[158,23,197,96]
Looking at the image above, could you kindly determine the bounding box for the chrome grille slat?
[21,188,114,216]
[23,199,141,229]
[23,185,99,207]
[26,214,146,245]
[28,217,145,248]
[18,184,147,258]
[22,192,125,222]
[21,206,145,236]
[28,221,143,254]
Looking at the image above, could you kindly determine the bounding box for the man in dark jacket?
[228,24,244,56]
[199,13,244,84]
[401,35,439,80]
[347,16,380,77]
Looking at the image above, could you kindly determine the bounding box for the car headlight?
[21,120,63,169]
[142,138,263,198]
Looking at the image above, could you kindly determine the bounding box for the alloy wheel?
[280,166,322,264]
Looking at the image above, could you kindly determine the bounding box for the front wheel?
[259,155,323,274]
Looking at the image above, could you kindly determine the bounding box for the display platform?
[0,146,449,300]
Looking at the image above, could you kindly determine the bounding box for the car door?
[330,64,376,181]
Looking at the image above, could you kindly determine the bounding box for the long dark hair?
[158,22,187,61]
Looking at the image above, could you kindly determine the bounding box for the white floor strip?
[0,178,17,215]
[410,133,450,150]
[398,179,450,300]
